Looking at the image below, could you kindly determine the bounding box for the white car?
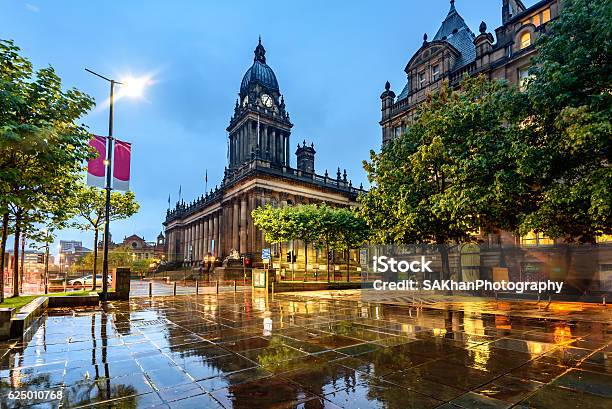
[68,274,112,289]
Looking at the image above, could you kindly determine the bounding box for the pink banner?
[113,139,131,191]
[87,135,106,188]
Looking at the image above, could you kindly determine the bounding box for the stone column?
[242,125,247,162]
[207,217,213,254]
[199,220,205,260]
[198,220,204,261]
[213,212,219,257]
[232,199,240,251]
[202,218,209,256]
[248,194,256,254]
[218,209,224,258]
[183,226,189,262]
[262,124,268,160]
[240,195,248,254]
[190,223,195,262]
[284,133,290,166]
[195,222,200,262]
[167,230,173,261]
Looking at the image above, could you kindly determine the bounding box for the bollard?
[216,280,219,294]
[173,281,177,296]
[603,295,606,306]
[148,282,152,297]
[196,280,199,295]
[234,280,237,292]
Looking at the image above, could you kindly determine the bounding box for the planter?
[0,308,16,339]
[9,296,49,339]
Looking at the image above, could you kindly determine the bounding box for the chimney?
[295,140,316,173]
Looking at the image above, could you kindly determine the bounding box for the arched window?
[520,32,532,49]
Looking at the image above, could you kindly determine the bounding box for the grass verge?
[0,290,94,311]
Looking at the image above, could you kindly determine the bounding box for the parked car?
[68,274,112,289]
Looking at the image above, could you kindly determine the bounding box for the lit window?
[418,71,426,88]
[519,67,530,91]
[542,8,551,24]
[532,14,540,27]
[521,231,554,246]
[432,64,440,81]
[520,32,531,49]
[597,234,612,243]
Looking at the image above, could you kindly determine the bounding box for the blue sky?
[1,0,537,259]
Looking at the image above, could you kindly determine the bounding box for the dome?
[240,38,279,94]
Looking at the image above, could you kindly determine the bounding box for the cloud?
[25,3,39,12]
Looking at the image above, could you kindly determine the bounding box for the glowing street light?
[119,75,152,98]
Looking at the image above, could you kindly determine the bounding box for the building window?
[522,8,551,27]
[521,231,554,246]
[418,71,426,88]
[520,32,531,49]
[432,64,440,81]
[597,234,612,243]
[518,67,531,91]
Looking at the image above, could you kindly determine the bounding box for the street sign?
[262,248,271,263]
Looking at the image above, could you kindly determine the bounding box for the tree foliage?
[70,183,139,288]
[360,76,527,246]
[0,39,95,297]
[518,0,612,242]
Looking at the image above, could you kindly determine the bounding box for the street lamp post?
[85,69,148,300]
[85,69,122,302]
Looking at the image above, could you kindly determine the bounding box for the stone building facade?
[164,40,364,267]
[381,0,560,145]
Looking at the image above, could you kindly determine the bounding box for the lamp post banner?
[86,135,106,188]
[113,139,131,191]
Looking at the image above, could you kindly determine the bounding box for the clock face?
[242,96,248,107]
[261,94,273,108]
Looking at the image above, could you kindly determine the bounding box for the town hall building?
[164,39,364,266]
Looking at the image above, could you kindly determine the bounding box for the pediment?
[405,41,459,73]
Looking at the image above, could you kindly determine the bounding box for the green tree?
[71,184,139,290]
[0,39,94,298]
[253,204,370,282]
[252,204,293,269]
[287,204,321,280]
[518,0,612,242]
[360,76,527,280]
[332,207,370,281]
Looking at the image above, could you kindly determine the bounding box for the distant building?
[99,233,166,260]
[58,240,91,269]
[2,250,52,274]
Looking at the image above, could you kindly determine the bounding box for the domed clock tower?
[165,39,363,268]
[227,38,292,170]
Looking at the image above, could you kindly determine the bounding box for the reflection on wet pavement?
[0,291,609,408]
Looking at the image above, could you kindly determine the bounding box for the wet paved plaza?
[0,291,610,408]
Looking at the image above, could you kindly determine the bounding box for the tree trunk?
[278,242,282,281]
[12,211,21,297]
[92,228,99,291]
[44,241,50,294]
[346,247,350,282]
[304,242,308,282]
[326,242,330,283]
[20,234,25,293]
[0,212,8,302]
[438,243,452,295]
[291,240,295,281]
